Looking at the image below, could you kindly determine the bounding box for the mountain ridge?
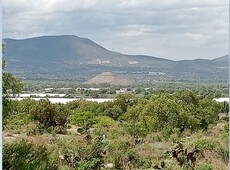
[3,35,228,82]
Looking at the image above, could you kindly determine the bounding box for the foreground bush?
[60,135,108,170]
[3,140,58,170]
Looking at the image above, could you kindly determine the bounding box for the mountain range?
[3,35,228,83]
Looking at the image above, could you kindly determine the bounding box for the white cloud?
[3,0,228,60]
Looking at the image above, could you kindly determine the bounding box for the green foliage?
[122,91,221,135]
[114,94,136,113]
[123,103,145,121]
[60,135,108,170]
[2,73,23,96]
[125,121,148,138]
[7,113,33,126]
[2,43,23,125]
[2,71,23,125]
[196,164,213,170]
[111,147,143,169]
[65,100,81,110]
[143,94,181,131]
[13,98,37,114]
[191,138,216,150]
[123,100,150,137]
[126,150,144,167]
[102,105,123,120]
[66,100,108,117]
[196,97,219,129]
[3,140,58,170]
[95,116,116,128]
[30,99,69,130]
[173,90,199,105]
[79,136,107,170]
[69,111,96,127]
[216,147,229,165]
[224,123,229,133]
[219,101,229,113]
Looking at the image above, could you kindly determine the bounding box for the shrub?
[7,113,33,126]
[216,147,229,165]
[125,121,148,138]
[102,106,123,120]
[196,164,213,170]
[60,135,108,170]
[3,140,58,170]
[191,138,216,150]
[14,98,37,114]
[114,94,136,113]
[69,111,96,127]
[30,99,69,130]
[95,116,116,128]
[111,149,144,169]
[224,123,229,133]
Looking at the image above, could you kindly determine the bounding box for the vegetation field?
[3,91,229,170]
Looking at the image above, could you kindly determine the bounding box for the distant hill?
[4,35,174,67]
[3,35,229,82]
[85,72,137,86]
[212,55,228,62]
[211,55,229,68]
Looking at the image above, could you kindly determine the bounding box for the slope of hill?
[85,72,137,85]
[3,35,228,82]
[4,35,174,68]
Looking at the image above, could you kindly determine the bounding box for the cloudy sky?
[3,0,229,60]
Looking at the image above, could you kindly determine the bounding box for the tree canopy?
[2,42,23,125]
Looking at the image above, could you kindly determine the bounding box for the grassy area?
[3,91,229,169]
[3,115,228,169]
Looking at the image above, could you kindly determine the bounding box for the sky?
[3,0,229,60]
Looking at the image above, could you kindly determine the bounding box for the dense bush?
[113,94,136,113]
[125,121,148,138]
[60,135,108,170]
[122,91,222,135]
[108,139,145,169]
[29,99,69,129]
[95,116,116,128]
[13,98,37,115]
[3,140,58,170]
[191,137,216,150]
[7,113,33,126]
[69,111,96,127]
[102,106,123,120]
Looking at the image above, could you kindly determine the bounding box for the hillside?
[3,35,229,82]
[4,35,173,67]
[85,72,137,86]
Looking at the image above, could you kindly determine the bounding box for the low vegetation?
[3,90,229,169]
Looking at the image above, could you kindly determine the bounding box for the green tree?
[102,105,123,120]
[114,94,136,113]
[69,110,95,127]
[30,99,69,129]
[2,43,23,125]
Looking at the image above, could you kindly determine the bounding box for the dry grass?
[3,119,228,170]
